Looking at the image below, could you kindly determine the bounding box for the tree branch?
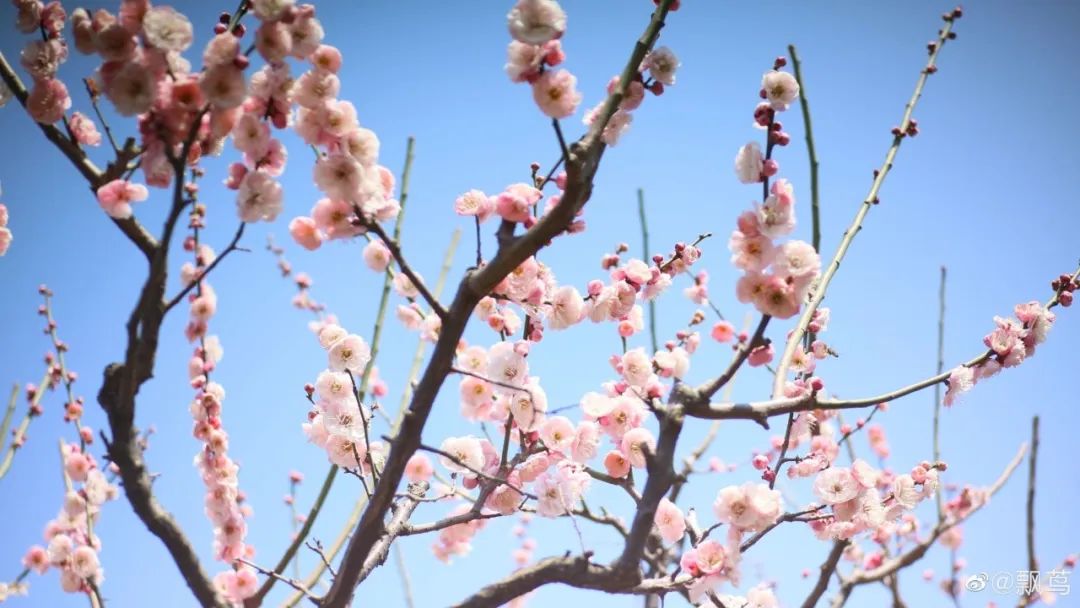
[772,18,958,398]
[0,51,157,260]
[319,3,678,605]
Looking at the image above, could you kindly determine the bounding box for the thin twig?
[1018,416,1040,608]
[638,189,659,354]
[772,17,959,398]
[787,45,820,253]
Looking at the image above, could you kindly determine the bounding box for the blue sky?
[1,1,1078,607]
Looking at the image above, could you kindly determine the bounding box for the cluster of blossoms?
[178,201,255,602]
[943,289,1069,405]
[286,28,400,250]
[730,59,821,321]
[807,460,944,542]
[582,43,678,147]
[502,0,679,144]
[12,0,71,124]
[301,324,385,473]
[21,442,118,598]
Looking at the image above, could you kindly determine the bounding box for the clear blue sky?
[1,1,1078,606]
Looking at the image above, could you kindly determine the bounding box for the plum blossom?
[507,0,566,45]
[654,498,686,544]
[532,69,582,118]
[27,77,70,123]
[236,171,283,223]
[762,70,800,111]
[487,341,529,391]
[620,427,656,468]
[142,6,193,52]
[547,286,584,330]
[944,365,975,406]
[289,216,323,251]
[69,112,101,147]
[735,141,764,184]
[713,482,782,532]
[327,334,371,373]
[643,46,679,85]
[96,179,148,219]
[813,467,861,505]
[362,239,392,272]
[439,436,485,474]
[405,453,434,483]
[454,189,494,221]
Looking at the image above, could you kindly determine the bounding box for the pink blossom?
[495,183,542,223]
[0,227,11,256]
[311,44,343,73]
[362,239,392,272]
[507,0,566,45]
[1014,301,1055,345]
[439,436,485,474]
[571,420,600,463]
[70,546,99,579]
[27,78,70,124]
[404,453,434,483]
[454,189,495,221]
[762,70,800,111]
[754,274,799,319]
[711,320,735,343]
[603,450,630,478]
[487,342,530,391]
[642,46,679,86]
[774,240,820,281]
[96,179,148,219]
[943,365,975,406]
[294,69,340,110]
[106,62,155,116]
[730,143,764,186]
[200,64,246,109]
[289,217,323,251]
[620,427,656,468]
[142,6,193,52]
[22,546,48,574]
[20,39,66,80]
[620,347,652,388]
[813,467,861,504]
[729,230,776,272]
[540,415,575,453]
[547,285,584,330]
[714,482,782,531]
[68,112,101,147]
[532,69,582,118]
[236,171,283,223]
[203,32,240,68]
[314,153,368,202]
[327,334,371,374]
[255,21,293,63]
[654,498,686,544]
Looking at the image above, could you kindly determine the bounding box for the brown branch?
[801,540,849,608]
[0,52,157,260]
[772,17,959,398]
[354,482,428,587]
[1018,416,1040,608]
[319,3,678,605]
[164,223,246,313]
[237,558,318,604]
